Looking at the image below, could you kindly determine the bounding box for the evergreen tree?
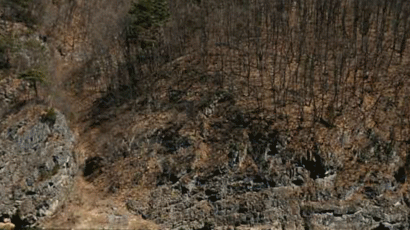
[18,68,47,98]
[128,0,170,34]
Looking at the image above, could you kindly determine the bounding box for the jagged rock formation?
[121,97,410,230]
[0,106,77,228]
[126,138,409,229]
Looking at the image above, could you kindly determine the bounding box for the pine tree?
[18,68,47,98]
[128,0,170,33]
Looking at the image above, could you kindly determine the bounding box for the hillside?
[1,0,410,229]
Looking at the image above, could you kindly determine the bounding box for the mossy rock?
[41,108,57,126]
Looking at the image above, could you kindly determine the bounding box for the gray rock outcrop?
[122,105,410,230]
[0,107,77,228]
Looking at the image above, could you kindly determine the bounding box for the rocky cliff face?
[125,131,409,230]
[0,78,22,118]
[0,105,77,228]
[116,95,410,230]
[124,161,409,229]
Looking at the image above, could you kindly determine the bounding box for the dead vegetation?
[2,0,410,229]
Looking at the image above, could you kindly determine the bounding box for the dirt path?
[40,174,160,229]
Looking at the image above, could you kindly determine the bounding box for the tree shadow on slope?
[86,85,131,128]
[86,83,174,129]
[83,156,106,182]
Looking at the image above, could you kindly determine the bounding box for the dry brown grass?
[192,141,213,171]
[1,103,47,133]
[40,176,161,230]
[5,1,410,228]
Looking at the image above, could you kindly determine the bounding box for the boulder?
[0,222,15,230]
[0,107,77,228]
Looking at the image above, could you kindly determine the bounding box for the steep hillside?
[1,0,410,229]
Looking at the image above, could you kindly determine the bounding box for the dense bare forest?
[3,0,410,129]
[70,0,410,137]
[2,0,410,229]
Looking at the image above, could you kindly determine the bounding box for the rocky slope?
[0,105,77,228]
[82,92,410,230]
[123,127,409,229]
[2,1,410,229]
